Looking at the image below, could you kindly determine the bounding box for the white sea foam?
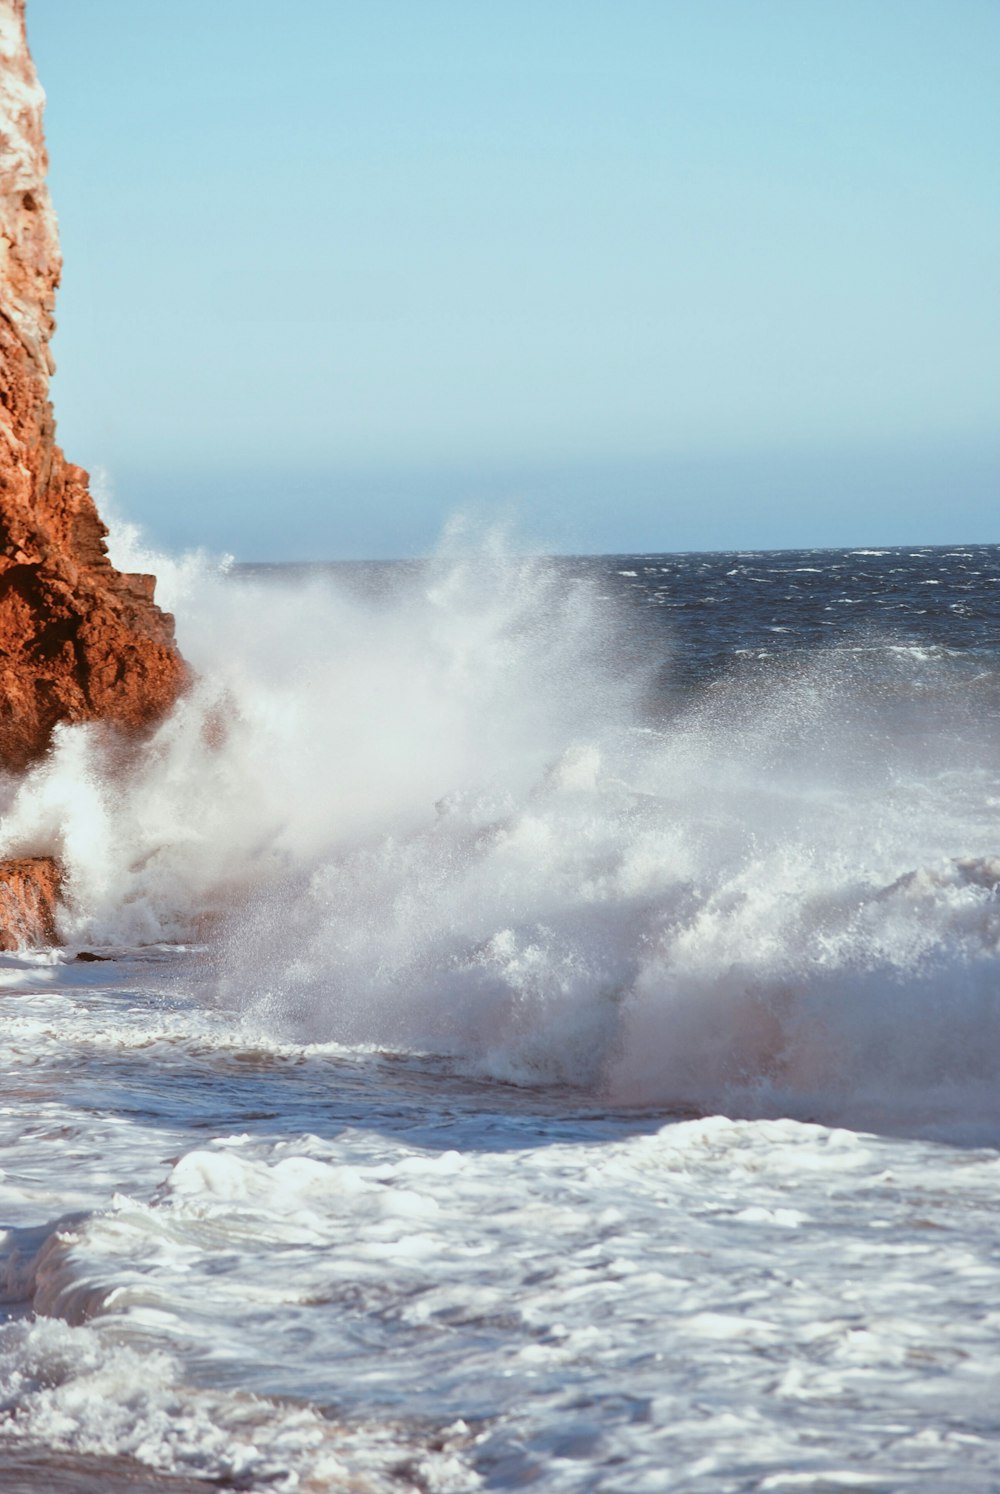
[5,1093,1000,1488]
[0,519,999,1140]
[3,526,1000,1487]
[0,1316,476,1490]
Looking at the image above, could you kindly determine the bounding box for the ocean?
[2,535,1000,1491]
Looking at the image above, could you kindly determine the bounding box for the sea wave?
[1,523,999,1138]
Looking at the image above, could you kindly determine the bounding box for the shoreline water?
[2,543,1000,1489]
[0,1445,223,1494]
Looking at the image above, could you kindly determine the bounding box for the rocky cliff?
[0,853,58,948]
[0,0,185,773]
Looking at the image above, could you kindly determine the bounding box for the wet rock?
[0,853,61,949]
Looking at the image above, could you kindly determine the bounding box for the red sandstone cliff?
[0,0,185,772]
[0,853,58,948]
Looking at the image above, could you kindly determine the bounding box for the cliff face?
[0,0,185,771]
[0,853,59,948]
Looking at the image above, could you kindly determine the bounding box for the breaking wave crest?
[2,519,1000,1137]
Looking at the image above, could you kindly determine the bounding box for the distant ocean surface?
[2,541,1000,1491]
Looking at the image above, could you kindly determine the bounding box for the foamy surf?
[2,529,1000,1488]
[3,527,999,1136]
[4,987,1000,1491]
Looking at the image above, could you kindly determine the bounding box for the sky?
[25,0,1000,560]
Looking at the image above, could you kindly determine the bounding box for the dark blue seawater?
[574,542,1000,669]
[239,541,1000,704]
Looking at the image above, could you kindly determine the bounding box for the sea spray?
[4,536,1000,1489]
[1,520,999,1133]
[0,518,644,941]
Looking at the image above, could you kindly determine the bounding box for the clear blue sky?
[26,0,1000,559]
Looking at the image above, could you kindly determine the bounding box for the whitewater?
[1,523,1000,1491]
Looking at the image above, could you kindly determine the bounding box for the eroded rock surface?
[0,0,185,771]
[0,853,60,948]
